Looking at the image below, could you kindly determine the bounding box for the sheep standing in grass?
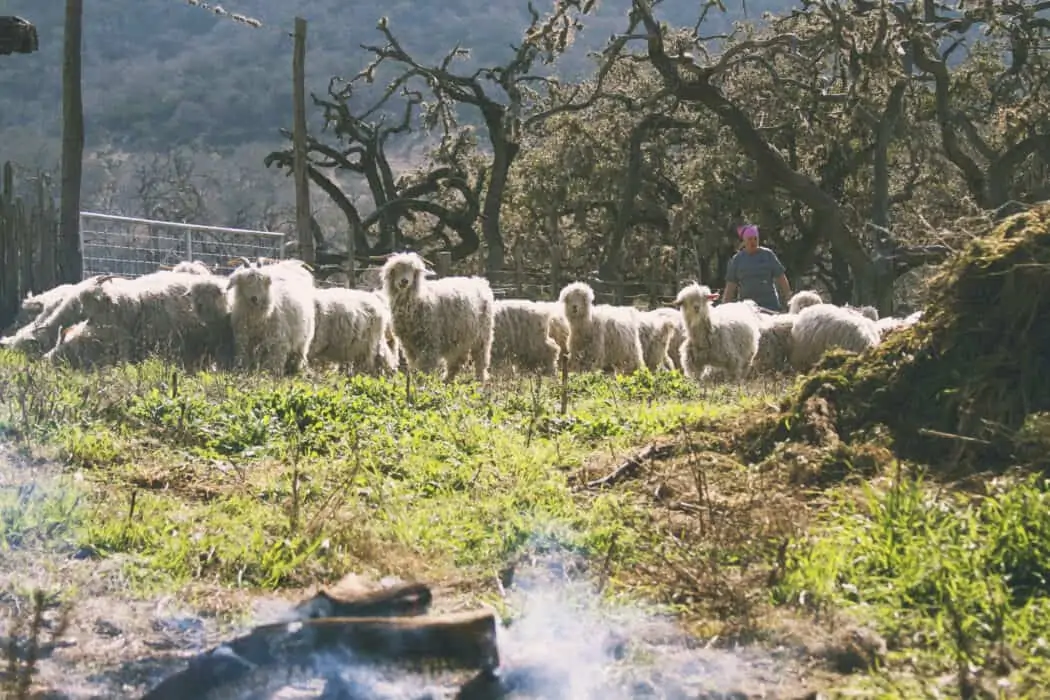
[752,313,797,375]
[183,274,236,370]
[380,252,495,382]
[645,307,686,371]
[671,283,762,381]
[558,283,644,374]
[490,299,562,376]
[534,301,570,359]
[789,303,881,370]
[227,265,316,376]
[309,287,397,375]
[788,290,823,315]
[637,309,679,372]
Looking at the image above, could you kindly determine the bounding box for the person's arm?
[723,281,739,303]
[775,273,792,309]
[722,257,739,303]
[768,251,791,310]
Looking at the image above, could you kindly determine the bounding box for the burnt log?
[141,610,500,699]
[0,16,38,55]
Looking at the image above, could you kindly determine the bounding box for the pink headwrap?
[737,224,759,240]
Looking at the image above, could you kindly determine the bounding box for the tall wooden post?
[292,17,314,265]
[59,0,84,282]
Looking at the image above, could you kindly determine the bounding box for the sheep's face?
[188,281,228,322]
[558,283,594,320]
[228,269,272,312]
[673,284,718,327]
[381,253,428,300]
[20,295,44,316]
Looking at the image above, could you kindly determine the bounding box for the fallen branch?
[583,442,674,490]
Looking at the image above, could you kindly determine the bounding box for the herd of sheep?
[0,252,924,384]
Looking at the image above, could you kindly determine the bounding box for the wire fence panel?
[79,211,287,279]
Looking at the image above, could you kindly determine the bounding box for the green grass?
[775,464,1050,696]
[0,349,759,595]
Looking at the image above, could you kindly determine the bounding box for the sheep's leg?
[469,337,492,383]
[444,350,469,383]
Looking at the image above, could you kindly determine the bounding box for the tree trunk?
[59,0,84,284]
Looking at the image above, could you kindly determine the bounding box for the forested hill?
[0,0,798,156]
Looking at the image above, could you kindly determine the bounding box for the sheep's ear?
[57,325,70,342]
[423,268,438,279]
[707,292,720,302]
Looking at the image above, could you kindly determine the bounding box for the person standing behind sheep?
[722,224,793,312]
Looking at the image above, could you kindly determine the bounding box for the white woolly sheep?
[845,303,879,322]
[789,303,881,370]
[533,300,570,358]
[645,307,686,371]
[752,313,798,375]
[380,252,495,382]
[558,282,644,375]
[671,283,762,381]
[226,265,317,376]
[168,260,212,276]
[787,290,823,315]
[9,281,84,333]
[309,287,397,375]
[0,275,136,358]
[874,309,924,340]
[490,299,562,376]
[636,309,679,372]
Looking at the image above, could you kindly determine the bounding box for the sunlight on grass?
[0,351,766,594]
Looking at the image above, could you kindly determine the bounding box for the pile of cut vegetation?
[756,202,1050,471]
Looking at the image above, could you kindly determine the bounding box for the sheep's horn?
[96,274,117,284]
[158,264,174,270]
[228,257,253,268]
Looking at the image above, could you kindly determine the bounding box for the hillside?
[0,0,796,160]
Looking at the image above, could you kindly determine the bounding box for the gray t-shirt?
[725,246,787,311]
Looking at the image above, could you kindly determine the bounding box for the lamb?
[636,309,679,372]
[380,252,495,382]
[309,287,397,375]
[490,299,562,376]
[787,290,823,315]
[671,283,762,381]
[558,282,644,374]
[226,265,317,376]
[789,302,881,370]
[752,313,798,375]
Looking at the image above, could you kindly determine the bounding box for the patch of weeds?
[775,467,1050,695]
[0,588,73,699]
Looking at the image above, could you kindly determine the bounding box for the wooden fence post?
[292,16,314,266]
[434,251,452,278]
